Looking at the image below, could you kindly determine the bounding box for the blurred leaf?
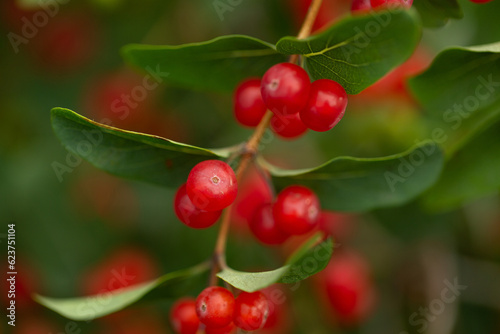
[122,35,286,93]
[422,122,500,211]
[413,0,463,28]
[408,42,500,154]
[35,262,210,321]
[276,10,421,94]
[51,108,232,188]
[261,141,444,212]
[217,233,333,292]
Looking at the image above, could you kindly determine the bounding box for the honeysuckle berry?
[351,0,372,13]
[170,298,200,334]
[300,79,348,132]
[234,78,267,127]
[261,63,310,116]
[250,203,290,245]
[370,0,413,9]
[273,185,321,235]
[233,291,270,331]
[322,251,376,325]
[270,112,308,139]
[204,322,236,334]
[196,286,235,329]
[174,183,222,229]
[186,160,238,212]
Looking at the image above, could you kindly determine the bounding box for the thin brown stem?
[209,0,323,283]
[289,0,324,64]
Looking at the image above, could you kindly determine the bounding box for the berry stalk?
[211,0,324,278]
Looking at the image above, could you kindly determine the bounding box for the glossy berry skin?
[250,204,290,245]
[187,160,238,212]
[370,0,413,9]
[196,287,235,329]
[234,78,267,127]
[273,186,320,235]
[174,184,222,229]
[170,298,200,334]
[205,322,236,334]
[233,291,270,331]
[351,0,372,13]
[261,63,310,116]
[270,113,308,139]
[300,79,348,132]
[469,0,493,3]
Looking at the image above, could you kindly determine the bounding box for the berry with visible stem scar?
[174,184,222,229]
[233,291,270,331]
[196,286,235,329]
[270,112,308,139]
[273,185,321,235]
[234,78,267,127]
[170,298,200,334]
[186,160,238,212]
[261,63,311,116]
[300,79,348,132]
[250,203,290,245]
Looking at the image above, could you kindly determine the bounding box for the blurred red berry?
[170,298,200,334]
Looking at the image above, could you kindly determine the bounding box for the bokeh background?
[1,0,500,333]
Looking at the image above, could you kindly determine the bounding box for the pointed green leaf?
[217,233,333,292]
[51,108,230,187]
[276,10,421,94]
[413,0,463,28]
[122,35,286,93]
[35,262,210,321]
[261,141,444,212]
[408,42,500,155]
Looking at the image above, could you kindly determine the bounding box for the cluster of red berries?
[350,0,413,14]
[234,62,348,138]
[250,185,321,245]
[170,287,269,334]
[174,160,238,229]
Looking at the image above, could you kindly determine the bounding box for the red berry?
[187,160,238,212]
[469,0,493,3]
[370,0,413,9]
[81,247,159,296]
[273,186,320,235]
[270,113,308,139]
[174,184,222,229]
[322,252,376,325]
[300,79,347,132]
[261,63,310,116]
[196,287,235,329]
[234,78,267,127]
[205,322,236,334]
[250,204,290,245]
[233,291,270,331]
[170,298,200,334]
[351,0,372,13]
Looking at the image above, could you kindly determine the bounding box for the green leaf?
[261,141,444,212]
[121,35,286,93]
[217,233,333,292]
[422,122,500,211]
[276,10,421,94]
[35,262,210,321]
[408,42,500,155]
[413,0,463,28]
[51,108,230,188]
